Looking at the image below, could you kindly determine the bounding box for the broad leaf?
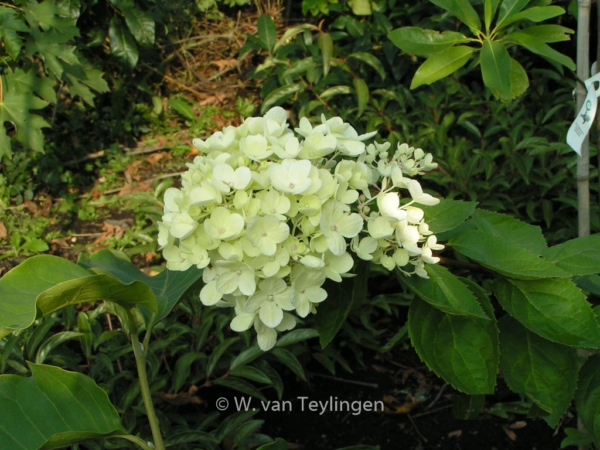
[273,24,313,52]
[520,25,573,43]
[493,278,600,349]
[318,32,333,76]
[0,256,91,335]
[449,231,570,279]
[257,14,277,53]
[353,77,369,117]
[123,8,154,46]
[408,296,498,394]
[77,250,203,325]
[348,52,386,80]
[108,15,139,68]
[420,199,476,233]
[398,265,488,319]
[214,377,267,402]
[6,68,57,104]
[480,39,511,99]
[315,260,369,348]
[498,6,565,30]
[472,209,547,255]
[544,234,600,276]
[23,0,78,32]
[411,46,475,89]
[496,0,530,28]
[576,355,600,443]
[0,364,125,449]
[576,275,600,296]
[430,0,481,30]
[275,328,319,347]
[504,31,575,70]
[484,0,500,31]
[0,7,28,59]
[507,57,529,100]
[499,316,578,427]
[260,84,303,114]
[388,27,469,57]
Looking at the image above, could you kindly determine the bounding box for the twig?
[408,413,428,442]
[426,383,448,410]
[65,146,170,166]
[307,372,379,388]
[411,404,452,419]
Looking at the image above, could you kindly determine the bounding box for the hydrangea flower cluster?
[158,107,442,350]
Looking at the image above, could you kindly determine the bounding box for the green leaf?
[77,250,203,325]
[207,337,239,377]
[544,234,600,276]
[484,0,500,31]
[35,331,83,364]
[172,352,206,392]
[420,199,476,234]
[411,46,475,89]
[499,316,578,427]
[108,16,139,69]
[408,296,498,394]
[213,376,267,402]
[231,346,263,369]
[273,24,313,52]
[6,68,58,104]
[123,8,154,46]
[575,355,600,443]
[230,366,272,384]
[353,77,369,117]
[258,438,288,450]
[493,278,600,349]
[0,364,125,449]
[452,393,485,419]
[318,32,333,76]
[472,209,547,255]
[507,57,529,100]
[315,260,369,348]
[496,0,530,28]
[430,0,481,29]
[260,83,303,114]
[0,7,28,59]
[348,52,386,80]
[520,25,574,43]
[275,328,319,347]
[398,265,488,319]
[0,256,91,335]
[498,6,565,29]
[504,31,575,70]
[349,0,372,15]
[23,0,78,32]
[449,231,570,279]
[271,348,306,381]
[257,14,277,53]
[575,275,600,296]
[480,39,511,99]
[387,27,469,57]
[560,428,594,449]
[169,98,196,121]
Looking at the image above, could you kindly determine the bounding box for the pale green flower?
[204,207,244,241]
[407,179,439,206]
[298,133,337,159]
[213,163,252,191]
[323,251,354,282]
[240,134,272,161]
[246,215,290,256]
[214,261,256,296]
[291,270,327,317]
[320,200,363,256]
[367,216,394,240]
[245,278,293,328]
[259,190,291,216]
[268,159,313,195]
[377,192,408,222]
[351,237,378,261]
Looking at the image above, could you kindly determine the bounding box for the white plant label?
[567,72,600,155]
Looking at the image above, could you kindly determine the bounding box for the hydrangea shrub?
[158,107,442,350]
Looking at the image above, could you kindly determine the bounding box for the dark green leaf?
[430,0,481,29]
[575,355,600,443]
[452,393,485,419]
[480,39,511,99]
[213,376,267,402]
[231,346,263,369]
[560,428,594,449]
[275,328,319,347]
[544,234,600,276]
[575,275,600,296]
[315,260,369,348]
[507,57,529,100]
[260,84,303,114]
[348,52,386,80]
[472,209,547,255]
[353,77,369,117]
[388,27,469,57]
[493,278,600,349]
[318,32,333,76]
[35,331,83,364]
[271,348,306,381]
[499,316,578,427]
[520,25,574,43]
[108,16,139,69]
[449,231,570,279]
[498,6,565,29]
[0,364,125,449]
[420,199,476,233]
[230,366,272,384]
[207,337,239,378]
[408,296,498,394]
[257,14,277,53]
[411,46,475,89]
[504,31,575,70]
[496,0,530,28]
[172,352,206,392]
[258,438,288,450]
[398,265,488,319]
[123,8,154,46]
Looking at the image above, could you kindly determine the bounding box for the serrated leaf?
[480,39,511,99]
[499,316,578,427]
[498,6,565,30]
[575,275,600,296]
[348,52,386,80]
[77,250,203,326]
[472,209,547,255]
[108,16,139,69]
[576,355,600,444]
[318,32,333,76]
[449,231,570,279]
[408,296,498,394]
[430,0,481,29]
[411,46,475,89]
[315,260,369,348]
[353,77,369,117]
[544,234,600,276]
[23,0,78,33]
[398,265,488,319]
[420,199,476,233]
[504,31,575,70]
[520,25,574,43]
[260,84,303,114]
[493,278,600,349]
[257,14,277,53]
[387,27,469,57]
[0,364,125,449]
[27,29,81,78]
[0,7,28,59]
[123,8,155,46]
[56,0,82,19]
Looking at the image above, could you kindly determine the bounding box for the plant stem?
[127,311,166,450]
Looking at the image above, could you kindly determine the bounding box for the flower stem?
[127,311,165,450]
